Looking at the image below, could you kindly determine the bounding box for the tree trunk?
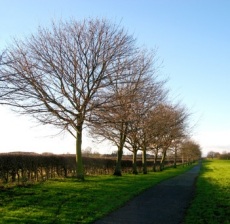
[76,124,84,180]
[160,149,167,171]
[113,122,127,176]
[173,148,177,168]
[114,146,123,176]
[153,151,158,172]
[11,169,16,182]
[142,148,147,174]
[132,149,138,174]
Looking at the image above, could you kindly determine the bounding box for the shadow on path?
[94,162,201,224]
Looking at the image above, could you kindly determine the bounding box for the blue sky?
[0,0,230,156]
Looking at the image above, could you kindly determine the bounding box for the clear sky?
[0,0,230,156]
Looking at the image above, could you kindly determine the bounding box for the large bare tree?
[0,18,138,180]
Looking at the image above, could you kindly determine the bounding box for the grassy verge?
[185,159,230,224]
[0,164,194,223]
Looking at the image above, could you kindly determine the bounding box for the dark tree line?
[0,152,189,184]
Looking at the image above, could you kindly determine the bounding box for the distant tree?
[214,152,221,158]
[220,151,230,160]
[207,151,215,159]
[170,138,183,168]
[82,147,93,157]
[207,150,222,159]
[147,103,189,171]
[0,18,138,180]
[181,140,201,164]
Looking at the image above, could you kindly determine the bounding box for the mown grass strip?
[185,159,230,224]
[0,164,194,223]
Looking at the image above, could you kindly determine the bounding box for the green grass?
[185,159,230,224]
[0,164,194,223]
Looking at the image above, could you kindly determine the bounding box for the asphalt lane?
[94,163,201,224]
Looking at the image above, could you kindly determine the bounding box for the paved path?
[94,163,201,224]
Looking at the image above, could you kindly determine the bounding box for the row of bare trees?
[0,18,201,180]
[91,100,201,175]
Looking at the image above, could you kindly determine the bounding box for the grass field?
[0,164,194,223]
[185,159,230,224]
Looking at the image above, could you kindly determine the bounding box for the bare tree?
[146,103,189,171]
[170,138,183,168]
[135,105,165,173]
[159,104,189,170]
[207,151,215,159]
[90,50,165,176]
[124,77,166,174]
[180,140,201,164]
[0,18,137,180]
